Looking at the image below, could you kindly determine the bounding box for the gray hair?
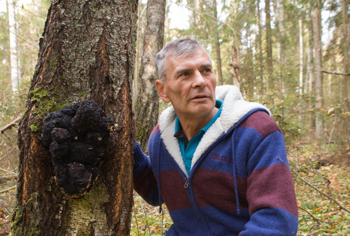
[154,37,211,82]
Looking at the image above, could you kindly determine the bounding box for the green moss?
[10,205,24,236]
[29,124,39,132]
[50,56,57,70]
[29,87,69,131]
[29,87,48,103]
[29,230,40,236]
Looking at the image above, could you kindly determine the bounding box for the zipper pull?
[184,178,189,188]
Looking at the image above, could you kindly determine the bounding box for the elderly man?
[133,37,298,236]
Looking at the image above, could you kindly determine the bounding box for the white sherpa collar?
[158,85,269,177]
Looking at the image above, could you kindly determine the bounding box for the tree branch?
[298,205,331,225]
[321,70,350,76]
[1,116,21,134]
[293,170,350,214]
[0,185,16,195]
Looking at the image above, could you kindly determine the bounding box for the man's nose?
[193,70,206,87]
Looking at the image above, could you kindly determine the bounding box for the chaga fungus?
[42,100,114,198]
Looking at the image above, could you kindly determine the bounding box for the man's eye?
[203,68,211,73]
[180,72,189,77]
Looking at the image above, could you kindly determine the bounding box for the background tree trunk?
[265,0,273,90]
[312,0,324,142]
[11,0,137,235]
[256,0,265,96]
[8,0,19,93]
[213,0,223,85]
[299,19,303,96]
[135,0,166,152]
[342,0,349,104]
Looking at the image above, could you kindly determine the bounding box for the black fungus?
[42,100,113,198]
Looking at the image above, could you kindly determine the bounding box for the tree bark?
[274,0,285,95]
[11,0,137,235]
[342,0,349,103]
[312,0,324,142]
[213,0,223,85]
[133,1,144,102]
[306,4,313,94]
[256,0,265,96]
[299,19,303,96]
[265,0,273,90]
[135,0,166,152]
[8,0,20,93]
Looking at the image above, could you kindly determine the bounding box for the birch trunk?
[312,0,324,142]
[306,5,313,94]
[135,0,166,152]
[8,0,19,93]
[11,0,137,235]
[133,1,143,102]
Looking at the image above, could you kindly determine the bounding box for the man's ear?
[155,80,170,103]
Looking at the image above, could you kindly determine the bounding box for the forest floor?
[0,146,349,235]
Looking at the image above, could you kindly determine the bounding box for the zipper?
[184,177,189,188]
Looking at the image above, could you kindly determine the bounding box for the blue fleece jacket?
[133,85,298,236]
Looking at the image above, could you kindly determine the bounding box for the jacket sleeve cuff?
[133,141,150,176]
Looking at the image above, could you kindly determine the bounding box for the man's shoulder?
[239,111,282,138]
[149,124,160,137]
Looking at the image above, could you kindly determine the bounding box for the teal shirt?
[174,99,223,175]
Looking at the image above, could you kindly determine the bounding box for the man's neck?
[177,107,219,141]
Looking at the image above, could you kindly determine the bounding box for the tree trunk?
[133,1,143,102]
[265,0,273,90]
[274,0,285,95]
[256,0,265,96]
[135,0,166,152]
[342,0,349,103]
[229,46,240,89]
[306,4,313,94]
[11,1,137,235]
[213,0,223,85]
[341,0,350,146]
[299,19,303,96]
[8,0,19,93]
[312,0,324,142]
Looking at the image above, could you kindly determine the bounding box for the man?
[133,37,298,235]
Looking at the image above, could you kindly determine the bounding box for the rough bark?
[135,0,166,152]
[11,0,137,235]
[8,0,19,93]
[312,0,324,142]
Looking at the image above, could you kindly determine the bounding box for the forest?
[0,0,349,235]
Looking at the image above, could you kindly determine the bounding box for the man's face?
[156,49,217,119]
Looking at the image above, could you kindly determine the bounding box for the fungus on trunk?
[41,100,114,198]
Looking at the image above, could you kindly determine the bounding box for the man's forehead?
[167,49,212,66]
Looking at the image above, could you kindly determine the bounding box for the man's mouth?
[192,94,209,100]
